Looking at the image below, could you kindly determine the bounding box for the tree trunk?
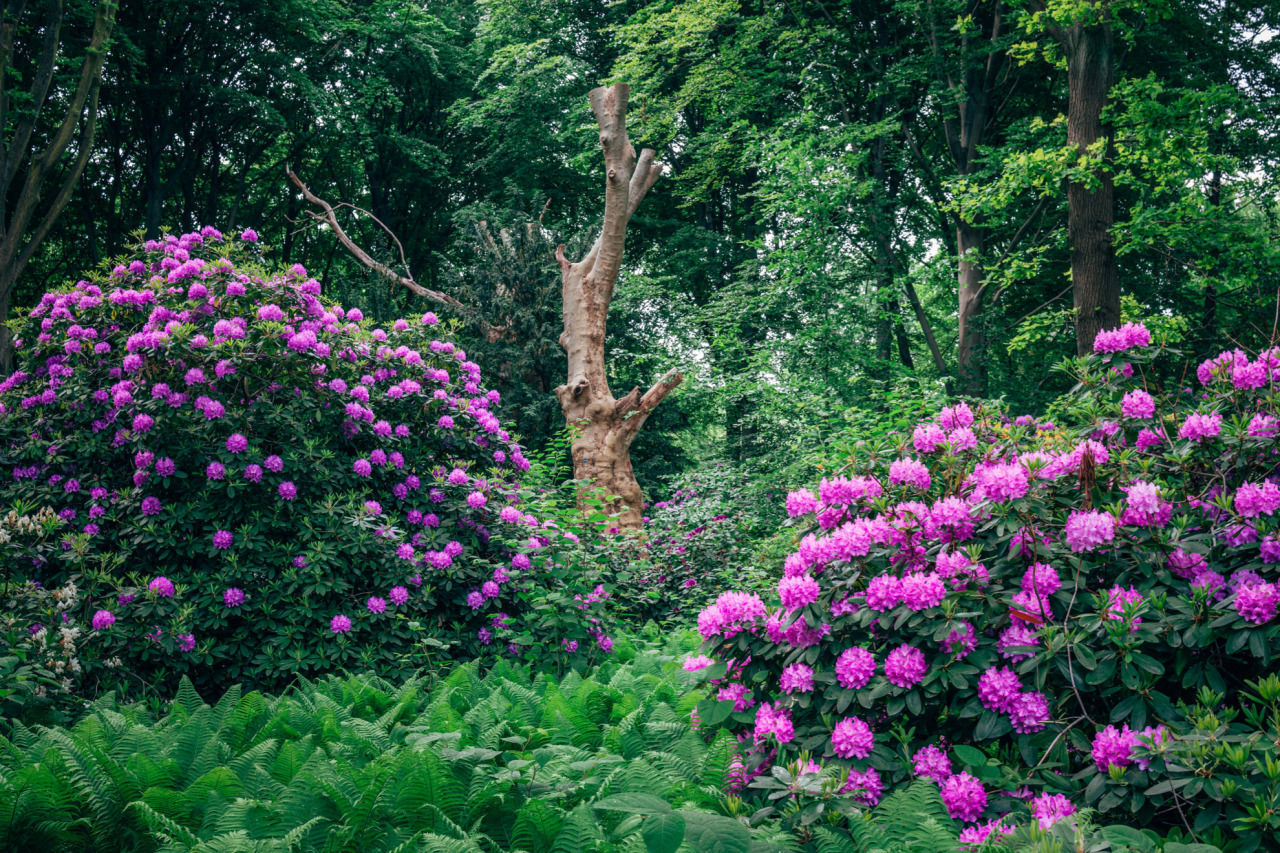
[1065,22,1120,355]
[956,220,987,395]
[555,84,682,530]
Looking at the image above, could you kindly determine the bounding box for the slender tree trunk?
[956,220,987,394]
[1065,22,1120,354]
[555,84,682,530]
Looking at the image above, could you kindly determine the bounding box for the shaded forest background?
[6,0,1280,496]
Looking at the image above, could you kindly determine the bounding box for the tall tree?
[555,83,681,528]
[0,0,116,371]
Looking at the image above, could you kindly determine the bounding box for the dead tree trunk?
[554,84,682,530]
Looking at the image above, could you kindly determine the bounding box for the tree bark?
[555,84,682,530]
[956,220,987,395]
[0,0,116,373]
[1065,21,1120,355]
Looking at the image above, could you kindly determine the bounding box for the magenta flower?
[1178,412,1222,441]
[883,644,926,688]
[1064,510,1115,553]
[778,574,820,610]
[889,457,931,490]
[779,662,814,693]
[1092,724,1137,771]
[912,745,952,783]
[141,496,162,516]
[389,585,409,605]
[939,772,987,822]
[1121,389,1155,419]
[842,766,882,806]
[225,433,248,453]
[1009,691,1050,733]
[353,458,372,477]
[178,633,196,652]
[466,490,487,509]
[1029,793,1077,829]
[330,614,352,634]
[1236,582,1280,624]
[278,481,297,501]
[977,666,1022,712]
[91,610,115,630]
[212,529,233,549]
[224,587,245,607]
[831,716,874,759]
[1092,322,1151,353]
[367,596,387,614]
[900,572,946,611]
[264,454,283,472]
[149,576,175,598]
[835,647,876,689]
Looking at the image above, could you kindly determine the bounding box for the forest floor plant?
[689,323,1280,850]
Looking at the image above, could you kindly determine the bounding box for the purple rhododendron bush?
[688,323,1280,847]
[0,228,615,699]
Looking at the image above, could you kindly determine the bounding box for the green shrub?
[0,228,613,697]
[691,325,1280,847]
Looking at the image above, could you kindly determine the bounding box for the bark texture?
[1065,21,1120,355]
[555,84,681,530]
[0,0,117,373]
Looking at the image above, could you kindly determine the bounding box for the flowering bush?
[689,326,1280,845]
[607,464,781,626]
[0,229,614,694]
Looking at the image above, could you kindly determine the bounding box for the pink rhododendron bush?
[0,229,614,697]
[690,324,1280,847]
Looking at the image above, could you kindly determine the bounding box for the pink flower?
[940,772,987,822]
[901,572,946,611]
[1064,510,1114,552]
[1248,413,1279,438]
[913,422,947,453]
[1009,691,1050,733]
[778,574,820,610]
[213,529,234,549]
[91,610,115,630]
[367,596,387,614]
[1236,582,1279,624]
[330,613,352,634]
[969,462,1029,502]
[831,716,874,758]
[683,655,715,671]
[943,621,977,658]
[889,457,931,490]
[1179,412,1222,441]
[958,819,1014,847]
[1022,563,1061,596]
[225,433,248,453]
[149,576,175,597]
[996,624,1039,661]
[780,662,815,693]
[224,587,245,607]
[884,644,927,688]
[1235,481,1280,518]
[178,633,196,652]
[912,745,952,783]
[1105,586,1144,628]
[1029,793,1077,829]
[754,702,794,744]
[841,766,882,805]
[978,666,1022,712]
[835,647,876,689]
[389,585,409,605]
[1121,389,1155,419]
[865,574,903,610]
[1092,724,1137,771]
[1092,322,1151,353]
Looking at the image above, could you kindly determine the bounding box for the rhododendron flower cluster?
[1,228,608,692]
[688,322,1280,828]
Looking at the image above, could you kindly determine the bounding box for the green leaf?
[592,793,672,816]
[681,813,752,853]
[695,698,735,727]
[952,744,987,768]
[641,812,686,853]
